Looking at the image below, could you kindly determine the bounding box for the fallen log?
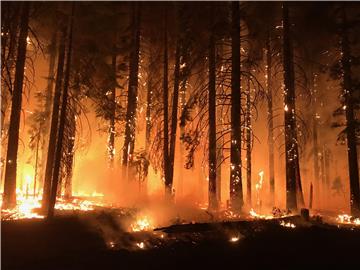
[154,215,301,234]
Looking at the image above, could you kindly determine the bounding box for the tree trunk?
[208,4,218,210]
[2,2,30,208]
[340,7,360,217]
[310,71,320,208]
[282,2,303,211]
[64,103,76,199]
[108,43,117,168]
[39,32,57,192]
[48,5,75,218]
[42,26,66,213]
[266,33,275,206]
[230,1,243,212]
[145,54,153,153]
[163,8,171,200]
[122,3,140,166]
[246,77,252,207]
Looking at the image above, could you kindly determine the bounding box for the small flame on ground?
[136,242,145,249]
[279,220,296,228]
[249,209,274,220]
[337,214,360,226]
[229,236,240,242]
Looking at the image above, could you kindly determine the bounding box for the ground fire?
[1,1,360,269]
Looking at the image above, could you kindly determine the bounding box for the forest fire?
[2,1,360,268]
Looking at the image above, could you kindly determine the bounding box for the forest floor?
[2,209,360,269]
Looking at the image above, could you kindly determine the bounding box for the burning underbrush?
[0,191,107,220]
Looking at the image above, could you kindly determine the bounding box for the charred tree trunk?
[266,33,275,206]
[163,8,171,200]
[230,1,243,212]
[282,3,303,211]
[48,5,75,218]
[2,2,30,208]
[246,77,252,207]
[108,44,117,167]
[340,8,360,217]
[122,3,140,166]
[208,5,218,210]
[42,26,66,212]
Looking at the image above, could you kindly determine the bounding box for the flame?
[229,236,240,242]
[279,220,296,228]
[1,190,106,220]
[249,208,274,220]
[1,192,43,220]
[131,215,153,232]
[136,242,145,249]
[337,214,360,226]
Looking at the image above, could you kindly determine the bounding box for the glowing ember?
[279,220,296,228]
[229,236,240,242]
[337,214,360,226]
[136,242,145,249]
[131,216,153,232]
[108,241,115,248]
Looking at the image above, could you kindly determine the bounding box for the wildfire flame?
[229,236,240,242]
[279,220,296,228]
[131,216,153,232]
[337,214,360,226]
[249,208,274,220]
[1,190,105,220]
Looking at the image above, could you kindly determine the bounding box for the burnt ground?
[2,212,360,269]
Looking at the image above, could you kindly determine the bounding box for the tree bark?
[108,43,117,168]
[208,4,218,210]
[48,4,75,218]
[2,2,30,208]
[266,33,275,206]
[340,7,360,217]
[42,26,66,213]
[282,2,303,211]
[230,1,243,212]
[39,32,57,192]
[310,71,320,208]
[246,77,252,207]
[122,3,140,166]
